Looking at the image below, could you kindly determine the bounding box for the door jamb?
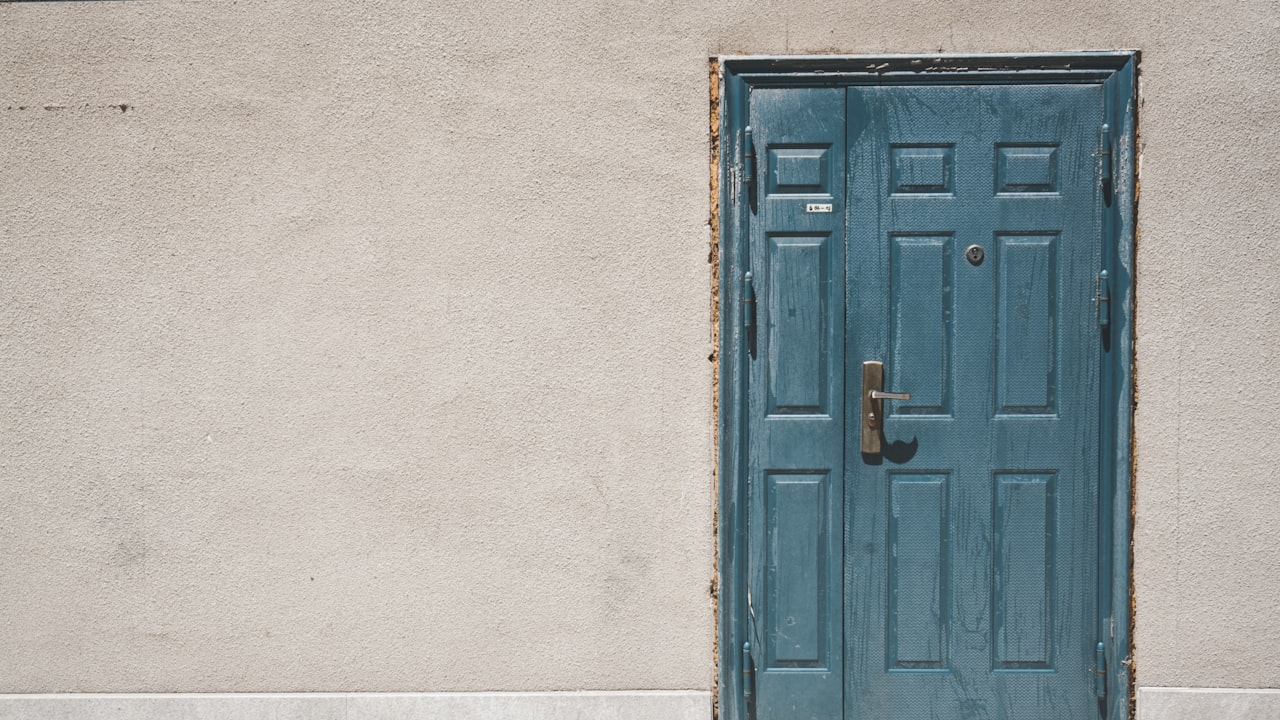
[714,52,1138,720]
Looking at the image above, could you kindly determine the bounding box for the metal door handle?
[862,361,910,455]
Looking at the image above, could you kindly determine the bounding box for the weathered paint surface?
[1,0,1279,698]
[740,80,1106,720]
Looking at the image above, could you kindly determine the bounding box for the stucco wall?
[2,0,1278,697]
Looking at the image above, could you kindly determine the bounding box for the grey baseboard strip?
[0,691,713,720]
[1138,687,1280,720]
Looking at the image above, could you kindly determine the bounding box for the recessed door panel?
[997,233,1058,415]
[889,234,954,416]
[767,234,832,415]
[994,472,1057,670]
[766,472,831,668]
[887,473,950,671]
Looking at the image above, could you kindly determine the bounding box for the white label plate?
[806,203,833,213]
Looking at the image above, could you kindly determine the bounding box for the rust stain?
[708,54,722,720]
[1126,57,1143,720]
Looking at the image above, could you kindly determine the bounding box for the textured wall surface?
[2,0,1278,695]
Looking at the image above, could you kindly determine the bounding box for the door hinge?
[1094,270,1110,328]
[1094,641,1107,698]
[741,271,755,329]
[742,126,757,198]
[742,641,755,703]
[1099,123,1113,204]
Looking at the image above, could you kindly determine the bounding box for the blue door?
[743,82,1105,720]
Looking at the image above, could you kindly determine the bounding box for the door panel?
[845,84,1102,720]
[993,471,1056,670]
[889,234,954,416]
[886,472,949,671]
[996,233,1058,414]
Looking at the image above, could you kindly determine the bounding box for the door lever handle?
[862,361,910,455]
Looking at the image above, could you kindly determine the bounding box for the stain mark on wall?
[5,103,133,113]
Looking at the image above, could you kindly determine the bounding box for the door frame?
[715,52,1138,720]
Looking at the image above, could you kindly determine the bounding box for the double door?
[744,83,1105,720]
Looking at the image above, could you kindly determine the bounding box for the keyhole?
[966,245,985,266]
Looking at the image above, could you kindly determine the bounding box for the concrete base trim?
[1138,687,1280,720]
[0,691,712,720]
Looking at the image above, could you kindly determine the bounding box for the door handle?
[861,361,911,454]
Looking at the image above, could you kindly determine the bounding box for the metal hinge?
[742,641,755,703]
[741,271,755,329]
[1094,641,1107,698]
[1099,123,1113,204]
[742,126,757,197]
[1094,270,1110,328]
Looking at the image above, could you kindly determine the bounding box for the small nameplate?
[806,203,833,213]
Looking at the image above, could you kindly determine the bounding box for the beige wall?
[2,0,1278,696]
